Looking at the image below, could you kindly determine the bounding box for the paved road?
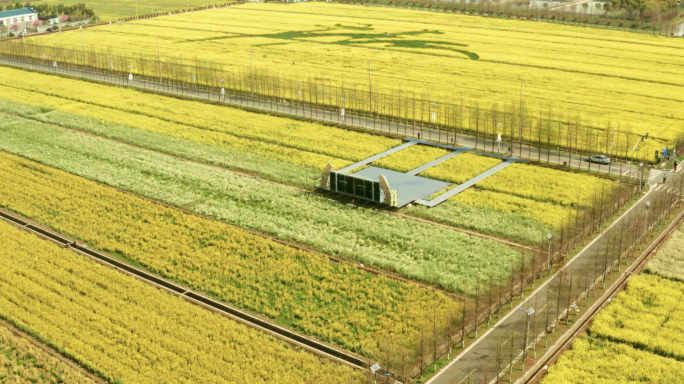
[426,169,682,384]
[1,54,679,384]
[0,56,641,177]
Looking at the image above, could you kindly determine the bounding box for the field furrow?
[0,150,461,358]
[0,219,365,383]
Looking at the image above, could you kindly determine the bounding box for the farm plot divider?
[0,208,368,370]
[0,40,671,167]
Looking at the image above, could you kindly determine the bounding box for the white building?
[0,7,38,29]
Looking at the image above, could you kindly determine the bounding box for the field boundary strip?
[0,318,108,384]
[424,181,659,383]
[522,197,684,384]
[0,207,368,370]
[0,109,532,253]
[0,56,639,178]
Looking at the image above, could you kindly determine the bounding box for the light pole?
[547,232,552,275]
[79,26,86,67]
[136,0,139,19]
[368,60,372,115]
[128,7,131,17]
[151,3,154,13]
[249,48,254,97]
[108,54,113,71]
[523,307,535,364]
[497,123,503,152]
[609,130,615,173]
[519,80,524,141]
[431,101,437,135]
[220,78,225,102]
[645,201,651,235]
[128,64,134,84]
[630,132,648,180]
[371,363,380,384]
[639,162,644,195]
[296,81,302,115]
[341,97,346,124]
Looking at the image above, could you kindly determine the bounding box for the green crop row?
[0,150,458,357]
[0,112,521,293]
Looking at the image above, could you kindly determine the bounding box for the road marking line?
[424,186,653,384]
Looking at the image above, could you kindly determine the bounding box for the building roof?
[0,8,36,19]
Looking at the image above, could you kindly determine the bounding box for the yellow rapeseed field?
[26,3,684,156]
[450,188,569,228]
[422,152,502,184]
[542,337,684,384]
[0,220,363,383]
[0,324,96,384]
[0,151,457,357]
[374,144,448,172]
[0,66,397,169]
[479,162,618,207]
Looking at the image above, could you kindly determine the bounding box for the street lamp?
[340,97,346,123]
[629,133,648,181]
[547,233,552,275]
[645,200,651,235]
[128,7,131,17]
[128,64,134,84]
[191,66,196,85]
[369,363,389,384]
[248,48,254,97]
[108,55,113,71]
[497,123,503,152]
[639,162,644,195]
[151,3,154,13]
[296,82,302,116]
[609,130,615,173]
[220,78,225,102]
[523,307,535,362]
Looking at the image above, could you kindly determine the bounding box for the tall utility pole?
[368,60,372,116]
[157,37,162,81]
[80,26,86,67]
[249,48,254,96]
[547,233,552,275]
[519,80,524,141]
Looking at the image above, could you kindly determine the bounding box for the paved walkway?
[425,171,682,384]
[0,56,639,178]
[416,159,517,207]
[338,141,417,173]
[407,149,467,176]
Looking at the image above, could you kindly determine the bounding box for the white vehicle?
[587,154,611,165]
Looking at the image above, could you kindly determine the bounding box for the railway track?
[522,200,684,384]
[0,208,368,370]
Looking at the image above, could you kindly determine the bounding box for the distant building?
[0,7,38,29]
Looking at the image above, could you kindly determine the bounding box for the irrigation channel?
[424,171,684,384]
[0,208,368,370]
[0,56,642,178]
